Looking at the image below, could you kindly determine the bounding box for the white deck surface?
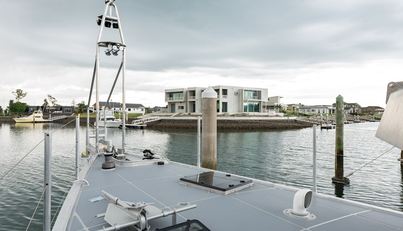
[61,155,403,231]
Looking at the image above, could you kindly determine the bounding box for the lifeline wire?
[345,146,396,178]
[25,187,46,231]
[0,118,76,181]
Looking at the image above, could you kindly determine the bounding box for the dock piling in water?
[201,87,217,170]
[332,95,350,185]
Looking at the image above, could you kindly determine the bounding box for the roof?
[95,101,144,108]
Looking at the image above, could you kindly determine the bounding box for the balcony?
[167,97,184,101]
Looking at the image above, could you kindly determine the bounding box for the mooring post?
[44,132,52,231]
[75,114,80,180]
[332,95,349,185]
[313,125,317,193]
[201,87,217,170]
[197,116,201,168]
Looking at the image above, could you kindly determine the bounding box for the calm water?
[0,122,402,230]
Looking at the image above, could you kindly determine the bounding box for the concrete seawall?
[147,117,313,130]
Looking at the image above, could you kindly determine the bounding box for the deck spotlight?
[119,46,124,51]
[112,45,118,50]
[112,49,119,56]
[105,49,112,56]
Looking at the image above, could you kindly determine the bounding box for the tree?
[8,100,28,115]
[12,89,27,102]
[76,101,87,113]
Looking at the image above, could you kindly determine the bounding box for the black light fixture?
[105,49,112,56]
[105,21,111,28]
[97,15,102,26]
[112,49,119,56]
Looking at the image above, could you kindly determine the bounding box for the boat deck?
[60,155,403,231]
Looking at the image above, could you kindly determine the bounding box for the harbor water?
[0,122,402,230]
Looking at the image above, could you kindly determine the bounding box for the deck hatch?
[180,171,253,194]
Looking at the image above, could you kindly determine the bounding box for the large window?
[222,102,228,112]
[243,90,260,100]
[243,102,260,112]
[168,92,184,101]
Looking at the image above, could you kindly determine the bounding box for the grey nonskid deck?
[62,155,403,231]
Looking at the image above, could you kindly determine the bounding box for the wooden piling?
[201,87,217,170]
[332,95,350,185]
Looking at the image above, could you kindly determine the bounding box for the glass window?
[222,102,228,112]
[168,92,184,100]
[243,90,260,100]
[222,89,228,95]
[243,102,260,112]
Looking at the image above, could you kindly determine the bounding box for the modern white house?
[93,102,146,115]
[298,105,335,115]
[165,86,268,114]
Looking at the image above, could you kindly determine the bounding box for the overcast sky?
[1,0,403,108]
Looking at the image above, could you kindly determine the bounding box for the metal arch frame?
[87,0,127,153]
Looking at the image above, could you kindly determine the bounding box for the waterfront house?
[165,86,269,114]
[263,96,286,112]
[331,102,361,115]
[298,105,335,115]
[28,105,74,115]
[361,106,384,115]
[94,101,145,115]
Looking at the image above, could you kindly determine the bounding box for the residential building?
[263,96,285,112]
[332,102,362,114]
[298,105,335,115]
[165,86,268,114]
[286,104,302,113]
[28,105,74,115]
[361,106,384,115]
[94,102,145,115]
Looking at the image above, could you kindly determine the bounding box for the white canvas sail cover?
[376,82,403,149]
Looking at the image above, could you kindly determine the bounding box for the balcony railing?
[167,97,184,101]
[244,96,261,100]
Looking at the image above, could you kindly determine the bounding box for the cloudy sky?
[1,0,403,108]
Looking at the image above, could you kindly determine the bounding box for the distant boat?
[95,110,122,128]
[320,123,335,130]
[13,110,51,123]
[121,123,146,129]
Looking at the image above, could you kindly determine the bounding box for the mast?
[87,0,127,153]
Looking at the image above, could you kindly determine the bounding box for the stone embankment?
[146,117,312,130]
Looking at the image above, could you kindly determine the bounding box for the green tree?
[12,89,27,102]
[76,101,87,113]
[8,100,28,115]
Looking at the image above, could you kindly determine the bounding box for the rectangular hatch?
[180,171,253,195]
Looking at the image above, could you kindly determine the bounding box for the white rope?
[25,188,46,231]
